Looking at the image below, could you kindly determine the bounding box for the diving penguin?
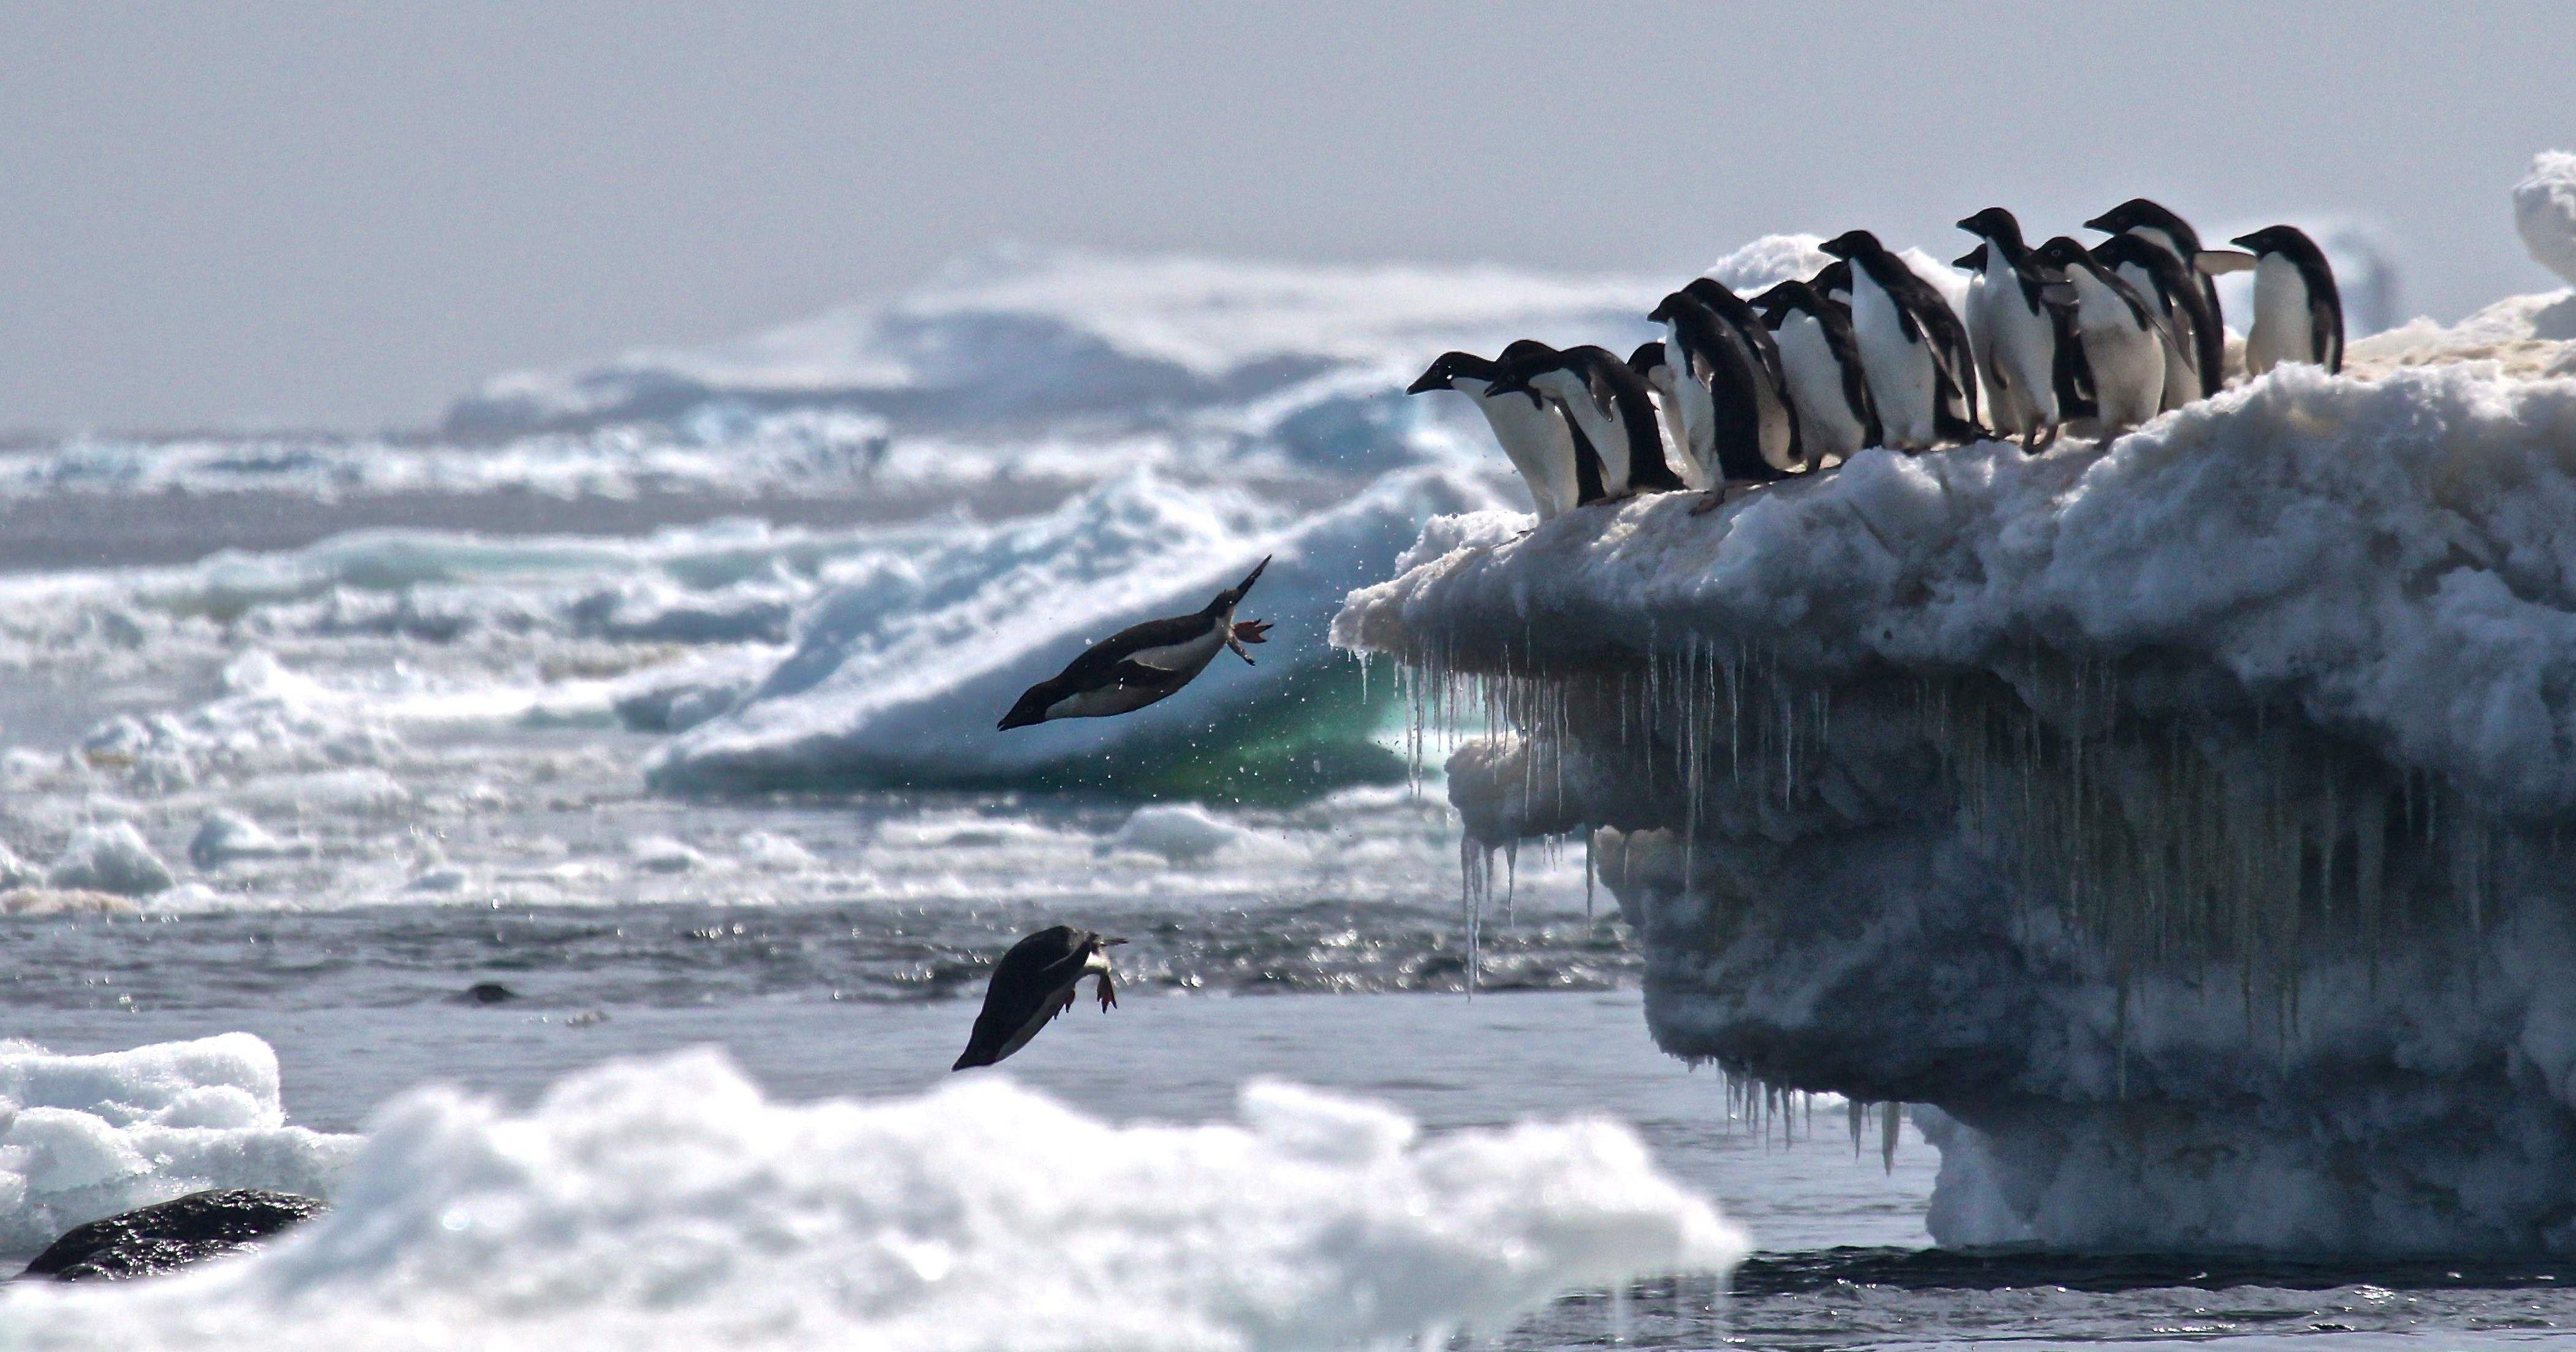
[1487,344,1688,498]
[2220,225,2344,377]
[1748,278,1878,466]
[1406,346,1595,517]
[953,925,1126,1069]
[1818,230,1983,449]
[1955,207,2069,450]
[2084,199,2228,397]
[997,558,1274,730]
[2032,237,2179,437]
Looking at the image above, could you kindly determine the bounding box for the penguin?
[953,925,1126,1069]
[1954,208,2068,451]
[1749,278,1878,466]
[1810,259,1854,309]
[2031,237,2176,437]
[1487,344,1688,498]
[2090,233,2215,411]
[2224,225,2344,376]
[1817,230,1982,449]
[1627,343,1703,490]
[2084,199,2228,398]
[1682,278,1805,473]
[998,558,1274,730]
[1406,347,1591,517]
[1648,289,1788,498]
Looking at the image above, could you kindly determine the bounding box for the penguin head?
[1955,207,2023,248]
[1746,279,1807,321]
[1816,229,1882,260]
[2030,236,2095,275]
[1952,243,1990,271]
[1485,340,1561,404]
[1408,351,1496,395]
[998,681,1066,731]
[1808,259,1853,300]
[2086,198,2195,249]
[1627,341,1667,376]
[2230,224,2323,264]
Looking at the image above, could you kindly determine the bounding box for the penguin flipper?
[2193,250,2258,276]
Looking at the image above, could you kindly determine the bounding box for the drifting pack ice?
[1338,156,2576,1253]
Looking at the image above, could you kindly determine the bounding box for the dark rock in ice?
[21,1189,322,1282]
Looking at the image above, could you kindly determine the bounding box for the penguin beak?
[2081,212,2116,233]
[1406,370,1449,394]
[1104,937,1130,946]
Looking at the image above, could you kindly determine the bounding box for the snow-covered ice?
[0,1050,1742,1351]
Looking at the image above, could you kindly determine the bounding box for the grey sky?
[3,1,2569,434]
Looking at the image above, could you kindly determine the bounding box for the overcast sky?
[3,2,2569,433]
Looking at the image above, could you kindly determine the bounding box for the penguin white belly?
[1981,264,2060,436]
[1850,273,1937,448]
[2114,260,2200,411]
[1961,273,2011,437]
[1534,369,1633,495]
[2246,254,2313,376]
[1460,379,1574,518]
[1642,366,1708,490]
[1664,332,1717,484]
[1772,313,1864,463]
[2071,279,2165,433]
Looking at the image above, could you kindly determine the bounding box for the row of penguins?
[1410,200,2344,518]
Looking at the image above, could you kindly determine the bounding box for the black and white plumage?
[1682,278,1804,473]
[2090,233,2217,411]
[953,925,1127,1069]
[1956,207,2070,451]
[1408,346,1599,516]
[1626,343,1701,490]
[2227,225,2344,377]
[2084,199,2227,398]
[997,558,1274,730]
[1748,278,1878,466]
[2033,236,2178,436]
[1818,230,1983,450]
[1488,343,1687,498]
[1649,289,1787,495]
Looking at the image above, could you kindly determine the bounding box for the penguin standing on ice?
[1487,344,1688,499]
[2090,233,2216,411]
[1649,289,1788,500]
[2085,199,2228,398]
[2031,237,2178,437]
[2221,225,2344,376]
[954,925,1126,1069]
[1818,230,1983,449]
[1682,278,1805,473]
[1407,346,1596,517]
[997,558,1274,730]
[1955,208,2070,450]
[1748,278,1878,466]
[1626,344,1701,489]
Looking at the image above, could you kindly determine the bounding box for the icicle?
[1881,1101,1902,1174]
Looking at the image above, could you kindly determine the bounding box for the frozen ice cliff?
[0,1051,1743,1351]
[0,1036,358,1256]
[1336,247,2576,1251]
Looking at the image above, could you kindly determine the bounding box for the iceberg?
[0,1052,1743,1351]
[1336,267,2576,1251]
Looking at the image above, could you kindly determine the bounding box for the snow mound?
[0,1035,358,1254]
[0,1052,1743,1350]
[1109,803,1246,864]
[650,465,1503,799]
[2517,151,2576,286]
[46,822,175,897]
[188,811,308,869]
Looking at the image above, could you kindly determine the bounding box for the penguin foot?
[1688,483,1762,516]
[1233,619,1271,645]
[1096,971,1118,1011]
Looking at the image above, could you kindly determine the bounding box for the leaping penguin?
[2032,237,2179,438]
[998,558,1273,730]
[2090,233,2215,411]
[1748,278,1878,466]
[1407,347,1593,517]
[2220,225,2344,377]
[1487,344,1688,499]
[1818,230,1983,450]
[2084,199,2228,398]
[953,925,1126,1069]
[1955,208,2068,451]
